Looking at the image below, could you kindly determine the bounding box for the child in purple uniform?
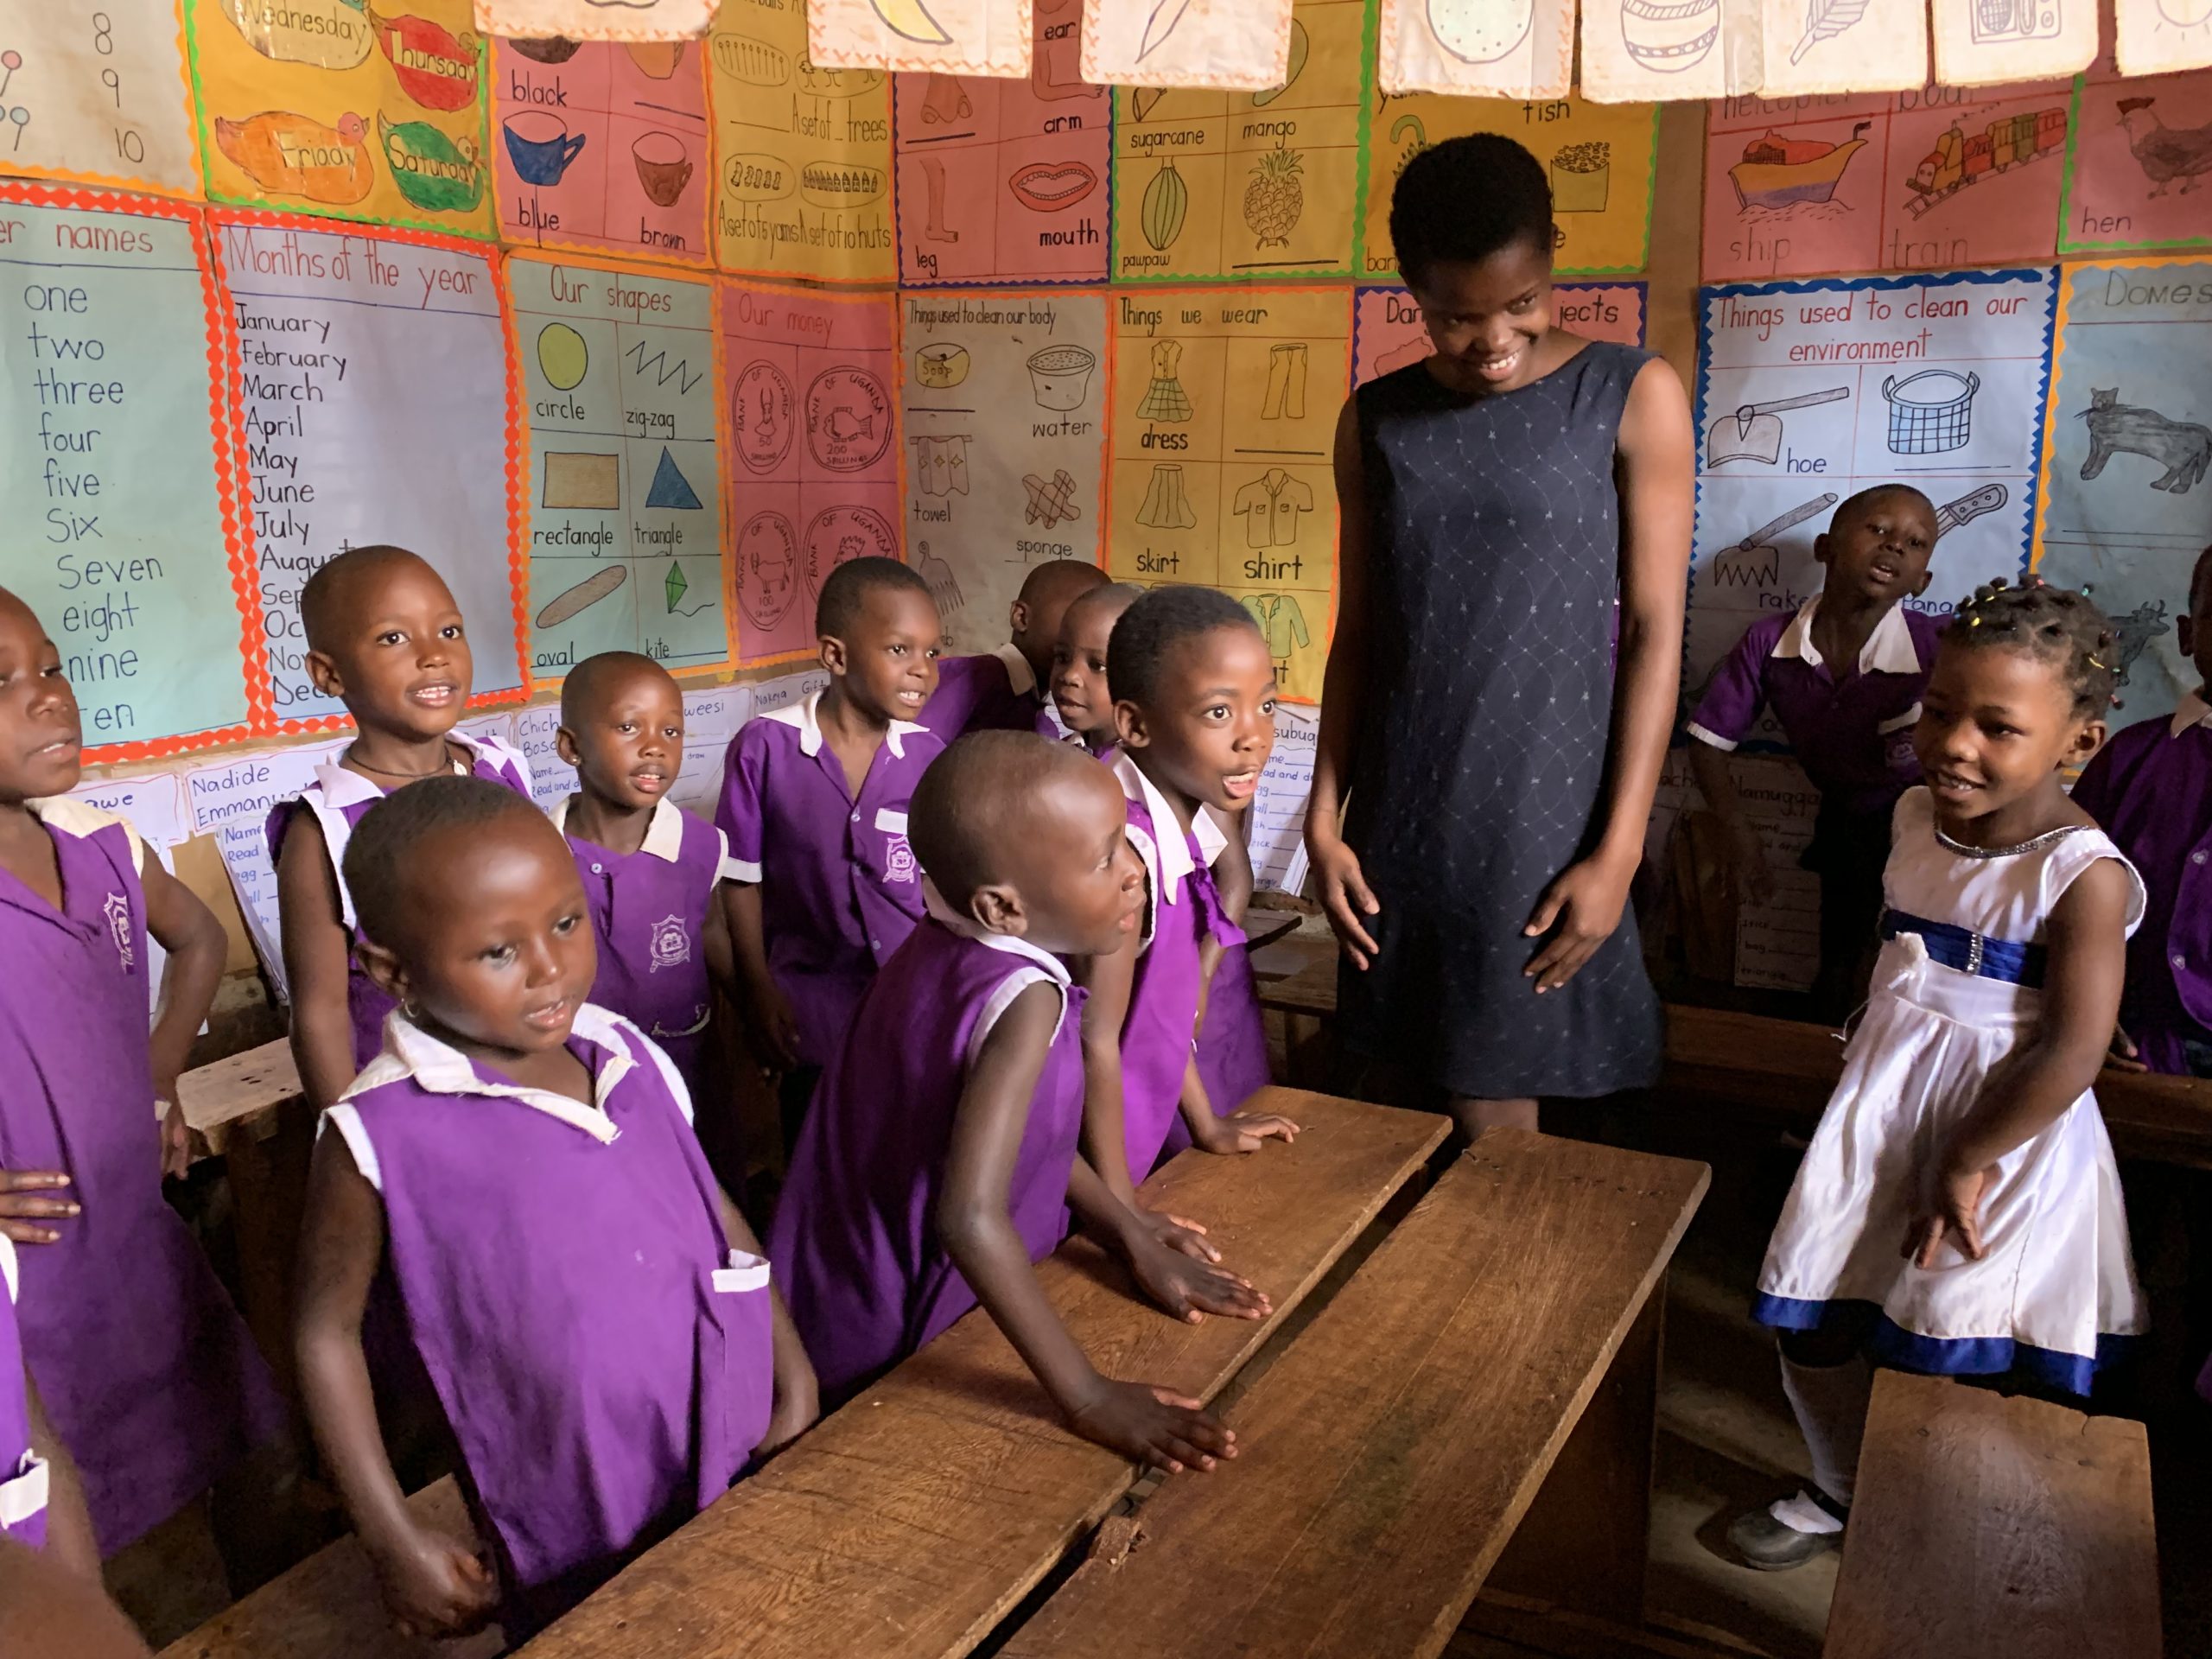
[719,557,945,1146]
[772,733,1264,1470]
[270,545,533,1110]
[920,558,1107,740]
[551,652,741,1104]
[1688,486,1942,1016]
[0,1236,99,1572]
[0,588,285,1563]
[1083,588,1300,1205]
[295,779,817,1641]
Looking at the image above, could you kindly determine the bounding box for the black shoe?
[1726,1491,1847,1572]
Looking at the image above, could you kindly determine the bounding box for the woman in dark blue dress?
[1304,135,1694,1140]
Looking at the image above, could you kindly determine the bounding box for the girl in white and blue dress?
[1732,578,2146,1571]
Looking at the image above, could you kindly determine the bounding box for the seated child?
[922,558,1107,741]
[550,652,741,1102]
[0,588,284,1560]
[270,545,533,1109]
[717,557,944,1140]
[2071,544,2212,1077]
[1,1235,99,1573]
[1688,486,1941,1016]
[1082,588,1300,1205]
[1733,580,2143,1570]
[770,733,1262,1469]
[295,778,817,1639]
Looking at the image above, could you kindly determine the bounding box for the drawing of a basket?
[1027,345,1096,412]
[1882,369,1978,455]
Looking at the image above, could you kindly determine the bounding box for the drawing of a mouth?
[1008,161,1097,213]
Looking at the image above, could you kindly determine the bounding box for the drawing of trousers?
[1262,343,1306,421]
[1135,463,1195,529]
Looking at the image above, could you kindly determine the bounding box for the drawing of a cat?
[2080,387,2212,494]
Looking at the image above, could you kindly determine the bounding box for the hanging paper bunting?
[1377,0,1576,99]
[1080,0,1294,90]
[810,0,1033,73]
[1930,0,2094,85]
[1580,0,1762,101]
[474,0,716,41]
[2115,0,2212,74]
[1755,0,1924,93]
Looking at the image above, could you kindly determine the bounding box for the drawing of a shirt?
[1136,339,1192,423]
[910,435,969,499]
[1241,593,1310,660]
[1231,468,1313,548]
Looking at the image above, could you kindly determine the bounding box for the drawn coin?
[736,511,800,632]
[733,359,796,475]
[804,505,897,602]
[806,367,893,473]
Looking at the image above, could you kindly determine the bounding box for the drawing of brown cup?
[633,132,694,207]
[626,41,685,79]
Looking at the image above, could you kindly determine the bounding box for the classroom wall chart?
[1351,282,1649,381]
[5,2,203,198]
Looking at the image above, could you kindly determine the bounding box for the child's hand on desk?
[1135,1206,1219,1263]
[1068,1380,1236,1474]
[2104,1026,2149,1074]
[160,1102,191,1182]
[369,1525,498,1639]
[1902,1154,1992,1268]
[1522,855,1635,994]
[0,1170,77,1245]
[1126,1232,1270,1325]
[740,981,804,1076]
[1310,835,1381,969]
[1187,1109,1301,1157]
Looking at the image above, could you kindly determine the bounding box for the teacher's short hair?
[1390,133,1553,289]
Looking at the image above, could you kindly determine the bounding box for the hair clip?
[2081,583,2094,595]
[1968,614,1982,626]
[2088,654,2109,670]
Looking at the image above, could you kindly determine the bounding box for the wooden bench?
[174,1038,305,1162]
[516,1088,1442,1659]
[1825,1371,2160,1659]
[996,1128,1710,1659]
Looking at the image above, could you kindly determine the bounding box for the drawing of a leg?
[920,156,960,243]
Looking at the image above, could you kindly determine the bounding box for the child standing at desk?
[923,559,1106,740]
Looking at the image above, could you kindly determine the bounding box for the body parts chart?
[510,253,727,678]
[1106,285,1351,703]
[1351,282,1646,383]
[718,278,899,664]
[2,0,203,198]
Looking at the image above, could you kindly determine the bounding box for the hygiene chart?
[2032,257,2212,719]
[182,0,497,238]
[706,0,896,283]
[1351,281,1647,382]
[1109,0,1365,285]
[0,186,255,760]
[891,0,1112,287]
[2057,61,2212,256]
[898,289,1109,656]
[209,214,524,726]
[509,252,728,679]
[1687,267,2057,730]
[492,37,713,267]
[1106,286,1351,703]
[3,1,203,198]
[1363,91,1657,277]
[718,278,899,664]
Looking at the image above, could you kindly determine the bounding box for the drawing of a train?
[1904,106,2068,215]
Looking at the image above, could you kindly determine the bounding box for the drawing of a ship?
[1728,122,1872,211]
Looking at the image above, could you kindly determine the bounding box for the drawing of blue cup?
[504,111,586,186]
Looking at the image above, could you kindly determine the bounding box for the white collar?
[994,641,1038,699]
[920,879,1072,984]
[340,1003,638,1144]
[1109,750,1226,899]
[314,729,496,810]
[549,794,685,863]
[760,689,928,761]
[1773,595,1922,676]
[2171,691,2212,738]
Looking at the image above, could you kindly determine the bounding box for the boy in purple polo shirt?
[719,557,945,1146]
[921,558,1107,740]
[1687,486,1942,1015]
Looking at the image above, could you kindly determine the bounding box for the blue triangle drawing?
[645,446,704,511]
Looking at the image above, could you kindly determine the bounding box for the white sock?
[1766,1491,1844,1535]
[1778,1351,1872,1511]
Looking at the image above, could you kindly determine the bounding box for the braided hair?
[1942,575,2119,718]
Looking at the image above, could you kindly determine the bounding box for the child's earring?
[401,998,422,1020]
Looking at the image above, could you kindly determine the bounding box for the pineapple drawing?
[1243,143,1304,250]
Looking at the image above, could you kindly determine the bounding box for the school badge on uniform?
[103,893,134,969]
[648,914,691,973]
[884,835,918,886]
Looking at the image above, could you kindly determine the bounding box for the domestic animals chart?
[2059,60,2212,253]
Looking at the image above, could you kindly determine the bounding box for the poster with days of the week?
[719,278,899,664]
[1351,282,1647,383]
[0,186,257,760]
[899,289,1108,657]
[510,252,728,679]
[209,213,524,727]
[1106,286,1351,704]
[2033,258,2212,719]
[3,0,203,198]
[891,0,1111,287]
[1686,268,2058,735]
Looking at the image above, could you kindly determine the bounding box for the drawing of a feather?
[1138,0,1193,60]
[1790,0,1868,61]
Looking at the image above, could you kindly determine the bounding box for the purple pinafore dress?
[551,797,733,1099]
[768,910,1086,1400]
[0,803,283,1554]
[265,734,534,1071]
[327,1007,771,1635]
[0,1237,48,1549]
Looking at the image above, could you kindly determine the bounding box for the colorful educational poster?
[493,38,712,267]
[810,0,1032,77]
[1929,0,2094,89]
[3,1,203,197]
[509,253,728,677]
[2115,0,2212,76]
[1351,282,1647,382]
[1578,0,1759,104]
[898,289,1108,656]
[1375,0,1573,99]
[706,0,895,283]
[1752,0,1927,95]
[209,215,524,726]
[718,279,899,664]
[1686,268,2057,713]
[1109,0,1363,284]
[2058,62,2212,255]
[1079,0,1294,89]
[892,0,1111,286]
[1364,93,1657,277]
[475,0,719,40]
[1702,85,2073,283]
[0,188,257,760]
[183,0,495,238]
[2033,259,2212,718]
[1105,286,1351,703]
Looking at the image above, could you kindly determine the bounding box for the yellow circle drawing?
[537,322,588,391]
